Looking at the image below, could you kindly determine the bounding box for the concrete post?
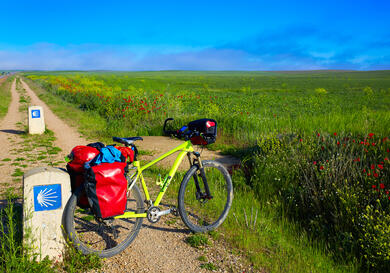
[23,167,71,261]
[28,106,45,134]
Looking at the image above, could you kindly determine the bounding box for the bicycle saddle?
[113,136,143,145]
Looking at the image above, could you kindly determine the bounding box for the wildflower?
[378,164,383,169]
[374,173,379,178]
[371,164,375,169]
[321,146,324,150]
[299,139,303,142]
[333,132,337,136]
[380,183,385,189]
[363,169,366,173]
[385,157,389,161]
[372,185,376,189]
[320,166,324,170]
[386,191,389,195]
[368,133,374,138]
[317,133,320,137]
[372,143,376,146]
[313,161,317,165]
[337,141,340,145]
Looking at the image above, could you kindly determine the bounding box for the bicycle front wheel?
[178,160,233,233]
[63,184,144,258]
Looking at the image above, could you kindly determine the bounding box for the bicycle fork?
[187,152,213,201]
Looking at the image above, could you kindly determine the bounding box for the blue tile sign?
[33,184,62,211]
[31,109,41,119]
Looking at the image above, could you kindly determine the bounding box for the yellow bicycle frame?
[115,140,194,219]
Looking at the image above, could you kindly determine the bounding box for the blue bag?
[84,146,124,169]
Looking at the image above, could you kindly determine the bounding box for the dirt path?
[0,78,251,272]
[21,79,86,159]
[0,79,22,188]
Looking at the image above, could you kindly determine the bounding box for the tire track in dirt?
[0,79,22,191]
[17,78,251,273]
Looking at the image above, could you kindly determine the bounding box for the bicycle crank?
[147,206,174,223]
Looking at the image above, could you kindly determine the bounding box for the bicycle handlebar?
[163,118,199,140]
[163,118,177,136]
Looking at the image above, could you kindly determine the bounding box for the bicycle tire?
[178,160,233,233]
[63,183,144,258]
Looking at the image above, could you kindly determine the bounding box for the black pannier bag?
[84,162,128,219]
[188,119,217,145]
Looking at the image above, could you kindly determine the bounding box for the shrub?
[243,133,390,271]
[315,88,328,95]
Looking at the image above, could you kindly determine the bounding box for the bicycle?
[63,118,233,258]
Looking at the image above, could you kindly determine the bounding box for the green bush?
[242,133,390,271]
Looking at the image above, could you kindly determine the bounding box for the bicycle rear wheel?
[178,160,233,233]
[63,184,144,258]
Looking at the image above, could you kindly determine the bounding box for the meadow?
[21,70,390,272]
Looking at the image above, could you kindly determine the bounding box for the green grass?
[0,77,13,119]
[23,71,390,145]
[186,234,210,248]
[200,262,219,271]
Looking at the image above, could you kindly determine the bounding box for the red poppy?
[317,133,320,137]
[385,158,389,161]
[299,139,303,142]
[371,164,375,170]
[372,143,376,146]
[380,183,385,189]
[313,161,317,165]
[368,133,374,138]
[374,173,379,178]
[378,164,384,170]
[337,141,340,145]
[320,166,324,170]
[333,132,337,136]
[372,185,376,189]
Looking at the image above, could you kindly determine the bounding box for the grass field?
[22,71,390,272]
[0,76,13,118]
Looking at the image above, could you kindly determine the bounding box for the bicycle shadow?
[140,201,191,234]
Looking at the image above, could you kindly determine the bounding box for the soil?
[0,78,254,272]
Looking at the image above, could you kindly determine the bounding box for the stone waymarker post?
[23,167,71,261]
[28,106,45,134]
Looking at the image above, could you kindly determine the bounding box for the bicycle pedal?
[170,207,179,217]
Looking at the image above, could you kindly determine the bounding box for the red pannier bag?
[66,146,100,208]
[84,162,128,219]
[116,146,135,162]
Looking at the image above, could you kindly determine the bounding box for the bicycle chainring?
[147,206,161,223]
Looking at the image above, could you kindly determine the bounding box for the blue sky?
[1,0,389,70]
